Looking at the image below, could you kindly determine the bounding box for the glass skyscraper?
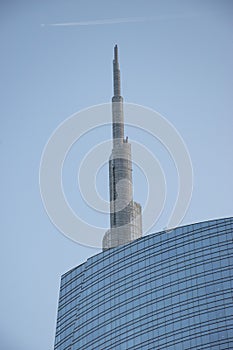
[54,217,233,349]
[54,46,232,349]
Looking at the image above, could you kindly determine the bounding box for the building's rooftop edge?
[60,215,233,278]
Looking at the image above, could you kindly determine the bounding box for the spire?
[102,45,142,251]
[114,44,119,62]
[113,44,121,96]
[112,44,124,142]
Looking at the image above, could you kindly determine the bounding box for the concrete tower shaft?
[112,45,124,145]
[102,45,142,251]
[113,44,121,97]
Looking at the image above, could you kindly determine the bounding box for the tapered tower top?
[102,45,142,250]
[113,44,121,97]
[114,44,119,62]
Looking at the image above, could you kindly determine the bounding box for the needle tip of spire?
[114,44,118,62]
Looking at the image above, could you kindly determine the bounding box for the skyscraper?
[102,45,142,251]
[54,217,233,349]
[53,46,233,349]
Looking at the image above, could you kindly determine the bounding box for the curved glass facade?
[54,217,233,349]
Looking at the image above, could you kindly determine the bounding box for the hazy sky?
[1,1,233,349]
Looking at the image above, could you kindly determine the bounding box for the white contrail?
[41,14,196,27]
[41,17,150,27]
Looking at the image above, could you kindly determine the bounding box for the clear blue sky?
[1,1,233,349]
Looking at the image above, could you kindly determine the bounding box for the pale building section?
[102,45,142,250]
